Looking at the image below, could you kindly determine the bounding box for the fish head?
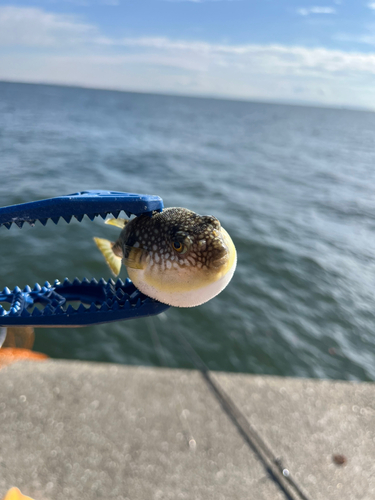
[124,208,237,307]
[166,212,230,270]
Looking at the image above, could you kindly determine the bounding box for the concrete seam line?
[174,329,313,500]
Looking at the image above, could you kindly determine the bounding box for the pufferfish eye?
[172,241,187,254]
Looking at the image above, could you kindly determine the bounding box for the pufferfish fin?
[124,245,146,270]
[94,237,123,276]
[2,487,34,500]
[105,218,129,229]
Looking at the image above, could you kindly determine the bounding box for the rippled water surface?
[1,81,375,381]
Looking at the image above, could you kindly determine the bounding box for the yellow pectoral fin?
[3,488,34,500]
[105,218,129,229]
[124,246,146,270]
[94,237,122,276]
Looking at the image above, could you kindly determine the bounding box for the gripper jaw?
[0,278,169,327]
[0,190,163,229]
[0,190,169,326]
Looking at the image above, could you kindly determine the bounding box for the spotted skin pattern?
[118,208,228,269]
[97,207,237,307]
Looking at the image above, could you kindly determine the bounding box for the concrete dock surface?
[0,360,374,500]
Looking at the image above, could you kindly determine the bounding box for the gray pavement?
[0,361,374,500]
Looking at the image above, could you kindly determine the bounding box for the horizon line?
[1,78,374,115]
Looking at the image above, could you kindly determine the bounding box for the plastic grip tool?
[0,191,170,326]
[0,190,163,228]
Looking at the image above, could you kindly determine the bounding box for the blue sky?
[1,1,375,109]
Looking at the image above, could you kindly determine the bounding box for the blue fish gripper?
[0,190,170,327]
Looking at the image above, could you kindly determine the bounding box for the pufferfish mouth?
[212,254,229,268]
[210,239,229,268]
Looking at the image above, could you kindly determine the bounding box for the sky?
[1,1,375,109]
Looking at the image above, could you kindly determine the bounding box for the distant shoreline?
[1,78,373,115]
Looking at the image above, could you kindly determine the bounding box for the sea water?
[1,81,375,381]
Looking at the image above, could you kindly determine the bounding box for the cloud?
[334,24,375,46]
[297,6,336,16]
[1,6,375,109]
[1,7,374,78]
[91,36,375,77]
[0,6,96,46]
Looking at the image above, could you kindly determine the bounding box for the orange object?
[2,487,34,500]
[0,348,48,368]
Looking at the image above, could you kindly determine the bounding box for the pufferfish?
[94,207,236,307]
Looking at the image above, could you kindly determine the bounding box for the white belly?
[129,252,237,307]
